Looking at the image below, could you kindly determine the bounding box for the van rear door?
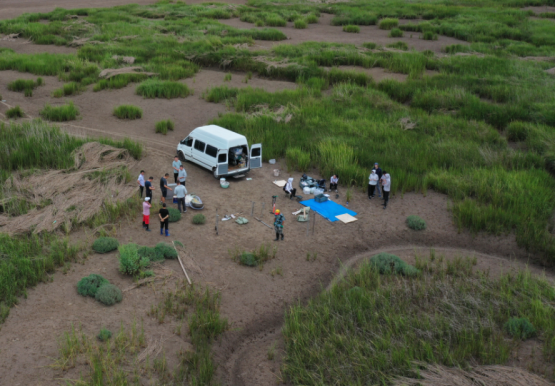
[250,143,262,169]
[217,149,228,176]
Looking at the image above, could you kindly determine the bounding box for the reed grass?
[342,25,360,33]
[39,101,79,121]
[203,85,239,102]
[389,28,403,37]
[155,119,175,135]
[379,17,399,30]
[135,79,191,99]
[5,106,24,119]
[52,82,81,97]
[113,104,142,119]
[294,19,307,29]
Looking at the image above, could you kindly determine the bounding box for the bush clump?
[52,82,81,98]
[95,283,123,306]
[97,328,112,342]
[40,102,80,121]
[422,30,438,40]
[155,119,175,135]
[387,41,408,51]
[192,214,206,225]
[137,246,164,262]
[118,243,150,276]
[113,104,142,119]
[92,237,119,254]
[504,317,536,340]
[294,19,307,29]
[232,243,277,267]
[343,25,360,33]
[306,14,319,24]
[136,79,191,99]
[77,274,109,297]
[389,28,403,37]
[369,253,419,276]
[155,242,178,259]
[362,42,377,49]
[8,78,42,94]
[6,106,24,119]
[406,215,426,231]
[240,252,257,267]
[378,18,399,30]
[168,207,181,222]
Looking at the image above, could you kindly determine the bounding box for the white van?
[177,125,262,178]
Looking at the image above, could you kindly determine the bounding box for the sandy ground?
[221,14,469,53]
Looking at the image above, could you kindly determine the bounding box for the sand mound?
[0,142,136,234]
[394,364,554,386]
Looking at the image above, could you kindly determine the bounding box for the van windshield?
[228,145,248,171]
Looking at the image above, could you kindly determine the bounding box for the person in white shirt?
[178,165,187,186]
[174,181,188,213]
[283,177,297,199]
[329,175,339,192]
[368,170,378,199]
[172,156,182,184]
[137,170,145,198]
[381,171,391,209]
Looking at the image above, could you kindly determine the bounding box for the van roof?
[190,125,247,148]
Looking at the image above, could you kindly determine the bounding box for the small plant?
[306,14,318,24]
[224,73,232,82]
[343,25,360,33]
[77,274,109,297]
[378,18,399,30]
[406,215,426,231]
[52,82,81,98]
[95,284,123,306]
[240,252,257,266]
[6,106,24,119]
[155,119,175,135]
[97,328,112,342]
[255,19,264,27]
[92,237,119,254]
[192,214,206,225]
[113,104,142,119]
[137,246,164,262]
[389,28,403,37]
[267,341,277,360]
[270,266,283,277]
[422,30,438,40]
[168,207,181,222]
[136,79,191,99]
[118,243,150,276]
[387,41,408,51]
[294,19,307,29]
[155,242,178,259]
[504,317,536,340]
[24,89,33,97]
[40,102,80,121]
[231,243,277,267]
[369,253,419,276]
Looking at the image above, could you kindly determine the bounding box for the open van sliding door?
[215,149,228,178]
[250,144,262,169]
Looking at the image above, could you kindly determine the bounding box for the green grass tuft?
[97,328,112,342]
[113,104,142,120]
[230,243,277,267]
[136,79,191,99]
[362,42,377,49]
[192,214,206,224]
[203,85,239,103]
[294,19,307,29]
[389,28,403,38]
[6,106,24,119]
[379,18,399,30]
[52,82,81,97]
[386,41,408,50]
[155,119,175,135]
[8,79,39,92]
[406,215,426,230]
[342,25,360,33]
[39,102,79,121]
[422,30,438,40]
[92,237,119,254]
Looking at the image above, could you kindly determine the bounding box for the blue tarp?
[300,199,357,222]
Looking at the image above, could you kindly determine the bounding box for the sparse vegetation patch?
[39,101,79,121]
[136,79,191,99]
[6,106,24,119]
[113,104,142,120]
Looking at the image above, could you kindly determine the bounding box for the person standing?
[172,156,182,184]
[368,170,378,199]
[373,163,383,198]
[273,209,285,241]
[137,170,145,198]
[160,173,172,204]
[174,181,187,213]
[145,176,155,202]
[381,171,391,209]
[159,203,170,237]
[178,165,187,187]
[329,175,339,192]
[142,197,151,231]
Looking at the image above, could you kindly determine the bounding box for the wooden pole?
[172,241,192,285]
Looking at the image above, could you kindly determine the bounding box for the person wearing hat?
[274,209,285,241]
[368,169,379,199]
[372,163,383,198]
[142,197,151,232]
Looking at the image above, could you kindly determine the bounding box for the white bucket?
[220,178,226,182]
[310,187,316,194]
[303,187,311,195]
[269,159,276,164]
[273,169,280,177]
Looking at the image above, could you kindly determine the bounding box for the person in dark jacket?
[159,203,170,237]
[372,163,383,198]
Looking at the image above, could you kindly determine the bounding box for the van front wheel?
[213,168,219,179]
[178,151,186,162]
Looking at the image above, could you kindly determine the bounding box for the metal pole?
[312,211,316,235]
[215,209,219,236]
[261,202,265,218]
[306,210,310,237]
[251,201,254,217]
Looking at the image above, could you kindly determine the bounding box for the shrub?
[137,246,164,262]
[343,25,360,33]
[193,214,206,224]
[155,242,177,259]
[369,253,419,276]
[387,41,408,51]
[40,102,79,121]
[240,252,257,266]
[92,237,119,254]
[95,283,123,306]
[389,28,403,38]
[77,274,109,297]
[168,207,181,222]
[406,215,426,230]
[118,243,150,276]
[379,18,398,30]
[362,42,377,49]
[422,31,438,40]
[6,106,24,119]
[136,79,191,99]
[97,328,112,342]
[232,243,277,267]
[155,119,175,135]
[113,105,142,119]
[504,317,536,340]
[294,19,307,29]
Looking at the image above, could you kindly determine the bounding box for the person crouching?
[283,177,296,199]
[329,174,338,192]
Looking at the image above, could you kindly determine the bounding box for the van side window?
[218,153,227,163]
[183,137,193,147]
[205,145,217,158]
[251,147,261,157]
[194,140,205,152]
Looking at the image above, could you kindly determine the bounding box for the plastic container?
[269,159,276,164]
[303,187,311,195]
[220,178,226,183]
[220,181,230,189]
[273,169,280,177]
[314,188,324,195]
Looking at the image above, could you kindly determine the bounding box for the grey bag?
[235,217,249,225]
